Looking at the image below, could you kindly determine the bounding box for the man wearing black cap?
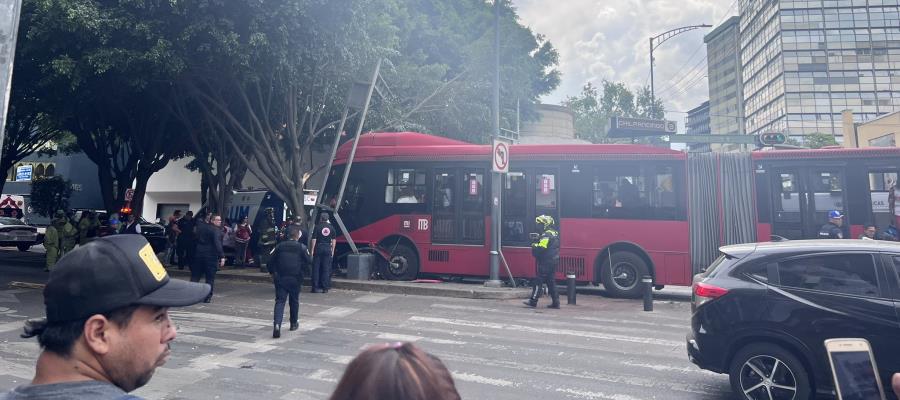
[0,235,211,400]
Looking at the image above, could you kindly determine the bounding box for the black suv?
[687,240,900,400]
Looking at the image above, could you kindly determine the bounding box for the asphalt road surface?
[0,248,733,399]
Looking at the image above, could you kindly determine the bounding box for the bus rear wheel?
[384,244,419,281]
[601,251,649,299]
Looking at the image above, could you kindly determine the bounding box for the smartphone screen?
[830,350,883,400]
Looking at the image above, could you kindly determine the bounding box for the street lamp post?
[649,24,713,103]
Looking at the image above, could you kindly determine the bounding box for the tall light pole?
[486,0,502,288]
[649,24,712,103]
[0,0,24,166]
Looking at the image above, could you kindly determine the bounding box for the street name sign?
[607,116,677,138]
[14,164,31,182]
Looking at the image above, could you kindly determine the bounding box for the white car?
[0,217,40,251]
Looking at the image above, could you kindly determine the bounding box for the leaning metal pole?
[308,98,351,249]
[486,0,502,288]
[0,0,24,166]
[333,59,382,255]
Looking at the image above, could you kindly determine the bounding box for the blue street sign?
[15,165,32,182]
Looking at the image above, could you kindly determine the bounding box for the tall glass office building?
[739,0,900,141]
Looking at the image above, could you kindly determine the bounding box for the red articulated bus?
[319,131,900,298]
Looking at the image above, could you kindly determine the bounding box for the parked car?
[687,240,900,400]
[72,209,168,253]
[0,217,40,251]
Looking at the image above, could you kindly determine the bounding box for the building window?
[868,133,896,147]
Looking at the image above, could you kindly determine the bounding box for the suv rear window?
[778,254,879,297]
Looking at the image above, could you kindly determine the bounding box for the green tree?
[563,81,665,144]
[1,0,65,194]
[30,175,72,218]
[802,132,839,149]
[17,0,188,215]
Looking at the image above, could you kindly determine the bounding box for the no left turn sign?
[492,139,509,174]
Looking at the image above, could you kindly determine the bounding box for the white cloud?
[513,0,736,131]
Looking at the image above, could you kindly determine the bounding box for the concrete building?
[842,108,900,148]
[685,101,711,152]
[739,0,900,142]
[685,101,712,136]
[704,16,745,151]
[517,104,588,144]
[3,152,104,224]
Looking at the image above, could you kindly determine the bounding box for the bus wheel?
[601,251,648,299]
[385,244,419,281]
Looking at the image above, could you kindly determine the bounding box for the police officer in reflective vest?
[311,212,336,293]
[818,210,845,239]
[524,215,560,309]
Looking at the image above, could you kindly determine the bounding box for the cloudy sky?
[513,0,738,131]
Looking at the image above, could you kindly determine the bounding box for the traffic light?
[757,132,786,146]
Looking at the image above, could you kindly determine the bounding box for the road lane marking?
[353,294,389,303]
[376,333,423,342]
[408,316,682,347]
[451,371,518,387]
[555,388,644,400]
[317,307,359,318]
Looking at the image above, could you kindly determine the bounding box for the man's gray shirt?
[1,380,142,399]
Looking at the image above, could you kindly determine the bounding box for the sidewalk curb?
[166,268,529,300]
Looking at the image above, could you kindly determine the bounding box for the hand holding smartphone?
[825,338,886,400]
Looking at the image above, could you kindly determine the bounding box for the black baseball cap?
[44,235,211,323]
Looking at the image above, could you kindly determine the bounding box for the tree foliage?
[802,132,839,149]
[30,175,71,218]
[13,0,560,218]
[16,0,188,214]
[563,81,665,144]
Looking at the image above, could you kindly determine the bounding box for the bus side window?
[591,165,682,220]
[385,169,426,204]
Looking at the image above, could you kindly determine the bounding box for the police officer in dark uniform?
[311,212,336,293]
[267,226,312,338]
[524,215,560,309]
[818,210,845,239]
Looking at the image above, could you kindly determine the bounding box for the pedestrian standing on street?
[859,224,877,240]
[76,211,100,245]
[43,210,65,272]
[267,226,311,338]
[818,210,845,239]
[123,213,142,235]
[176,211,196,271]
[0,235,210,400]
[192,214,224,303]
[290,216,309,244]
[60,211,78,255]
[256,208,279,273]
[311,212,336,294]
[165,210,182,265]
[329,342,461,400]
[234,216,252,267]
[524,215,561,309]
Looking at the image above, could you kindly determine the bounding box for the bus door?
[866,168,898,232]
[431,167,486,245]
[770,167,847,239]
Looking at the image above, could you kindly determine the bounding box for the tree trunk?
[132,172,152,218]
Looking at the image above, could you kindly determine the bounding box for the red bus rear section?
[319,132,900,298]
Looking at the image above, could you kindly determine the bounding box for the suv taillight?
[693,282,729,309]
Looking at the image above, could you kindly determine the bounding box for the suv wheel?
[729,343,811,400]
